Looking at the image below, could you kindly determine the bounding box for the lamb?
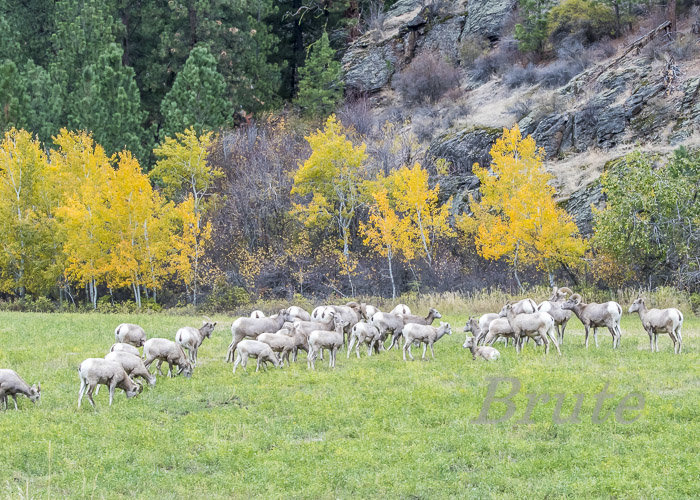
[286,306,311,322]
[280,324,311,361]
[389,308,442,350]
[347,321,382,358]
[561,294,622,349]
[143,338,193,378]
[232,339,280,373]
[257,330,307,366]
[499,303,561,355]
[463,316,509,347]
[402,322,452,361]
[109,342,140,357]
[307,316,348,370]
[390,304,411,315]
[175,317,217,366]
[227,310,291,362]
[104,351,156,387]
[463,336,500,361]
[628,297,683,354]
[537,287,573,345]
[0,369,40,410]
[250,310,266,318]
[370,311,405,349]
[77,358,142,408]
[114,323,147,347]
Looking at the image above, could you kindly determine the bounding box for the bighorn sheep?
[390,304,411,315]
[499,304,561,355]
[389,308,442,350]
[286,306,311,322]
[104,351,156,388]
[402,322,452,361]
[227,310,291,362]
[347,321,382,358]
[109,343,140,357]
[143,338,193,378]
[629,297,683,354]
[561,294,622,349]
[257,330,307,366]
[250,310,266,319]
[537,286,573,345]
[498,298,538,316]
[77,358,142,408]
[307,316,348,370]
[175,318,217,366]
[311,305,333,320]
[370,312,405,349]
[463,336,501,361]
[483,317,517,346]
[0,369,40,410]
[114,323,147,347]
[463,315,509,346]
[363,304,380,320]
[232,339,280,373]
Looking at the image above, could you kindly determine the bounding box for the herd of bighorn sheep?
[0,289,687,410]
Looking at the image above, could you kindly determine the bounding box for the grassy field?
[0,310,698,498]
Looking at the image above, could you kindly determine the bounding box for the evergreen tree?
[21,61,64,145]
[69,43,148,160]
[0,60,26,131]
[160,45,232,138]
[295,30,343,117]
[0,1,55,66]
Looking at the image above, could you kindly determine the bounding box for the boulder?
[565,180,605,236]
[427,126,501,173]
[343,41,399,94]
[462,0,517,41]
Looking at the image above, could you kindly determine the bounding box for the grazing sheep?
[286,306,311,322]
[499,304,561,355]
[175,317,217,366]
[104,351,156,388]
[402,322,452,361]
[227,310,291,362]
[257,331,306,366]
[114,323,147,347]
[537,287,573,345]
[77,358,142,408]
[370,312,405,349]
[143,338,193,378]
[347,321,382,358]
[0,369,40,410]
[629,297,683,353]
[561,294,622,349]
[250,310,266,319]
[308,317,347,370]
[390,304,412,315]
[109,343,140,357]
[232,339,280,373]
[463,336,500,361]
[389,308,442,350]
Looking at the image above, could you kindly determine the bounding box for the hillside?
[341,0,700,234]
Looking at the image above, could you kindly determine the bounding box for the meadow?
[0,309,698,498]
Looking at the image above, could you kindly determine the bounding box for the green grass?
[0,311,698,498]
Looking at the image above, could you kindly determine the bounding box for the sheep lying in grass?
[347,321,382,358]
[233,340,280,373]
[78,358,141,408]
[109,343,140,356]
[463,336,500,361]
[499,304,561,355]
[114,323,147,347]
[629,297,683,353]
[561,294,622,349]
[0,369,40,410]
[308,317,348,370]
[143,338,193,378]
[175,318,217,366]
[105,351,156,388]
[402,322,452,361]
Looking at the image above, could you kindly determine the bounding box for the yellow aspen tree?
[50,129,114,308]
[0,129,59,296]
[291,114,367,296]
[151,128,221,306]
[457,125,587,290]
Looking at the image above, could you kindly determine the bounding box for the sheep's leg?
[78,380,86,408]
[330,347,337,368]
[155,360,164,376]
[429,342,435,360]
[233,353,242,373]
[108,383,115,406]
[86,385,96,408]
[421,343,427,360]
[347,337,355,359]
[654,333,659,352]
[11,395,18,410]
[675,327,682,354]
[593,327,599,348]
[256,357,261,373]
[167,363,174,377]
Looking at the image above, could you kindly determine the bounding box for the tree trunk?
[668,0,676,33]
[513,243,524,293]
[387,248,396,299]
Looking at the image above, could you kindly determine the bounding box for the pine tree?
[21,60,63,145]
[69,43,148,160]
[160,45,232,138]
[295,30,343,117]
[0,60,26,131]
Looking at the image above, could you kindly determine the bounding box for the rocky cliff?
[341,0,700,235]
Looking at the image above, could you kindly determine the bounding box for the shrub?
[503,63,539,88]
[393,51,460,104]
[548,0,617,46]
[469,39,519,83]
[459,36,490,66]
